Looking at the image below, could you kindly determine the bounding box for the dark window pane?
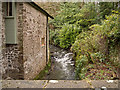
[6,2,12,16]
[6,2,9,16]
[9,2,12,16]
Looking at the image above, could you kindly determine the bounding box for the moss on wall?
[34,58,51,80]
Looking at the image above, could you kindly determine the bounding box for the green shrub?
[50,29,60,46]
[90,52,106,63]
[59,24,81,49]
[73,13,120,79]
[72,13,119,57]
[75,55,88,79]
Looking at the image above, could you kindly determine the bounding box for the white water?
[45,45,75,80]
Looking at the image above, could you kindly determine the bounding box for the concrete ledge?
[1,80,47,88]
[1,80,119,89]
[46,80,91,88]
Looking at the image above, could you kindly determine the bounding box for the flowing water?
[45,45,75,80]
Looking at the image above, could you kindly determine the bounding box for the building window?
[41,37,45,46]
[6,2,13,16]
[5,2,17,44]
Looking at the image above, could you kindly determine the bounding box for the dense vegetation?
[49,2,120,80]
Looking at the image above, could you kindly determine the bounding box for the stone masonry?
[23,3,47,80]
[2,2,24,80]
[1,2,50,80]
[0,0,2,80]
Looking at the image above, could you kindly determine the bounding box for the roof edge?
[28,2,54,19]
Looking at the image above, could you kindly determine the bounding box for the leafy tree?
[49,2,99,49]
[59,24,81,49]
[99,2,119,19]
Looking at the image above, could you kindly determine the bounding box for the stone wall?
[1,2,6,79]
[2,2,24,80]
[0,1,2,79]
[1,2,48,80]
[22,3,47,80]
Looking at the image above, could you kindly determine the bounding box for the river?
[45,45,75,80]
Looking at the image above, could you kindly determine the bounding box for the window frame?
[5,2,18,44]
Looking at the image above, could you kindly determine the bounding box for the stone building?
[0,2,53,80]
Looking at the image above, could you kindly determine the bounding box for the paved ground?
[0,80,120,89]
